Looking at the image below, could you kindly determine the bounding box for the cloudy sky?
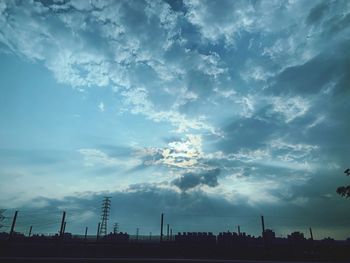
[0,0,350,239]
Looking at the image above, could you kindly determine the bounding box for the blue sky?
[0,0,350,239]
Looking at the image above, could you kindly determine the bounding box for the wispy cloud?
[78,148,141,169]
[98,102,105,112]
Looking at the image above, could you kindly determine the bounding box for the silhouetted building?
[288,231,305,241]
[102,232,129,242]
[217,231,239,246]
[263,229,276,241]
[288,231,306,246]
[175,232,216,245]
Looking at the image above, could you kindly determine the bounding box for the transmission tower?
[0,209,5,230]
[113,223,119,234]
[100,197,111,236]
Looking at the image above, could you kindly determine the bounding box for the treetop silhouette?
[336,169,350,198]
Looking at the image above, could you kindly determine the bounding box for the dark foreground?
[1,240,350,263]
[0,257,340,263]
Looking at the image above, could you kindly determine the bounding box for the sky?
[0,0,350,239]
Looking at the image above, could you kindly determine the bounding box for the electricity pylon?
[0,209,5,230]
[113,223,119,234]
[100,197,111,236]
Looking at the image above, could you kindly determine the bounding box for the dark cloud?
[268,62,350,167]
[304,117,350,168]
[306,1,330,25]
[164,0,186,13]
[0,186,265,235]
[5,182,350,238]
[172,168,220,191]
[269,50,344,96]
[322,12,350,38]
[218,113,278,153]
[186,70,214,98]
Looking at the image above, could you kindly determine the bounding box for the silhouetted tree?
[337,169,350,198]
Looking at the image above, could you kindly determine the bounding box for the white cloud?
[184,0,254,45]
[271,96,310,123]
[98,102,105,112]
[78,148,141,169]
[121,87,221,135]
[306,115,325,130]
[0,0,227,136]
[0,0,328,139]
[217,175,282,205]
[140,134,205,170]
[270,139,318,153]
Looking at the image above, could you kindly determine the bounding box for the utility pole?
[149,232,152,241]
[63,221,67,234]
[167,224,170,241]
[96,222,101,241]
[136,228,139,242]
[261,215,265,236]
[309,227,314,240]
[28,226,33,237]
[160,213,164,242]
[113,223,119,234]
[170,228,173,241]
[59,211,66,236]
[100,197,111,236]
[84,227,88,240]
[9,211,18,240]
[237,225,241,236]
